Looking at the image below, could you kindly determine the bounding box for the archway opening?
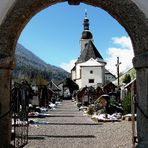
[0,0,148,148]
[12,2,135,148]
[16,2,134,83]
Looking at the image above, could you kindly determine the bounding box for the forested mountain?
[12,43,70,84]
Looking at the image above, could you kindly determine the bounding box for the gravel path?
[24,100,133,148]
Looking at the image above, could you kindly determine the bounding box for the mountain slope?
[112,67,136,86]
[15,43,48,70]
[12,43,70,83]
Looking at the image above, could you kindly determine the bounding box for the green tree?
[119,72,123,77]
[36,73,48,85]
[123,74,131,84]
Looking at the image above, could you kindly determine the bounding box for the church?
[71,12,115,89]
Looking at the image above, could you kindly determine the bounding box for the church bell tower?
[80,11,94,53]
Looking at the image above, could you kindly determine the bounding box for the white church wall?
[81,66,104,88]
[71,69,76,80]
[76,65,81,79]
[76,79,82,88]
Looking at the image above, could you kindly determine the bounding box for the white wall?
[0,0,16,24]
[76,79,82,88]
[71,70,76,80]
[76,65,81,79]
[81,66,104,88]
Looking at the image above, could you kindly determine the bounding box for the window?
[90,70,93,74]
[89,79,94,83]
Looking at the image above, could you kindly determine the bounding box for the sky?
[18,2,134,76]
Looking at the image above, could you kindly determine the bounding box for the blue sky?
[18,2,134,75]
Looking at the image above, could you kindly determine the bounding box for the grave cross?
[115,57,121,87]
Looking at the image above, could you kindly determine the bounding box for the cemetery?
[0,0,148,148]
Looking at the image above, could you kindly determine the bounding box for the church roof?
[78,58,105,67]
[76,40,104,63]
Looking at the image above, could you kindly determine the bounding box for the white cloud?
[112,36,132,49]
[105,36,134,76]
[60,59,77,73]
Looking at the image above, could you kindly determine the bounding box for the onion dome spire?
[81,10,93,39]
[83,9,89,30]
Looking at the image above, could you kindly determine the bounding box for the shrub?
[122,92,131,114]
[123,74,131,84]
[87,105,95,115]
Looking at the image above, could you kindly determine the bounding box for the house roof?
[76,40,104,64]
[105,69,116,77]
[48,80,61,91]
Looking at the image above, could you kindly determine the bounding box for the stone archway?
[0,0,148,147]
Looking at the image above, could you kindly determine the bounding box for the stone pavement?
[24,100,132,148]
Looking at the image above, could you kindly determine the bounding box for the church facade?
[71,12,115,89]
